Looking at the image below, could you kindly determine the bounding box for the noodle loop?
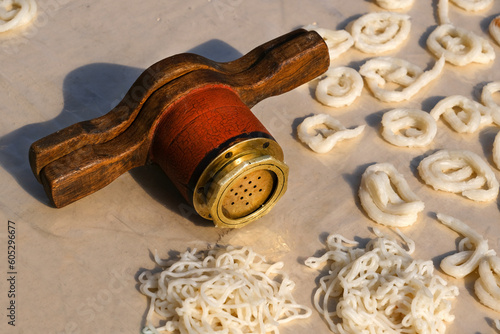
[381,108,437,147]
[436,214,495,278]
[427,24,495,66]
[304,25,354,61]
[490,16,500,46]
[351,12,411,53]
[475,255,500,312]
[297,114,365,154]
[418,150,499,202]
[481,81,500,126]
[359,162,424,227]
[315,67,363,107]
[359,56,444,102]
[450,0,493,12]
[430,95,492,133]
[375,0,415,10]
[0,0,36,32]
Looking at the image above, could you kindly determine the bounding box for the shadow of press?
[0,39,243,224]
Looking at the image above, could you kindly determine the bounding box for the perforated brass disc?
[193,138,288,228]
[221,169,275,219]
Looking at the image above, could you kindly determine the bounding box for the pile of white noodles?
[139,247,311,334]
[305,231,458,334]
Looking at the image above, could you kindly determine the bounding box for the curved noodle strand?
[315,67,363,107]
[359,162,424,226]
[430,95,492,133]
[381,108,437,147]
[297,114,365,154]
[139,247,311,334]
[418,150,499,202]
[351,12,411,53]
[438,0,451,24]
[0,0,37,32]
[436,214,495,278]
[450,0,493,12]
[481,81,500,126]
[475,256,500,312]
[304,25,354,61]
[375,0,415,10]
[439,0,493,24]
[305,231,458,334]
[427,23,495,66]
[490,16,500,46]
[493,132,500,170]
[360,56,444,102]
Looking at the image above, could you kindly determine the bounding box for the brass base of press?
[193,138,288,228]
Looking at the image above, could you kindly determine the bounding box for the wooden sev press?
[29,29,330,228]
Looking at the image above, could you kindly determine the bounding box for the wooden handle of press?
[29,29,329,207]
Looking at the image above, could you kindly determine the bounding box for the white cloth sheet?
[1,0,500,332]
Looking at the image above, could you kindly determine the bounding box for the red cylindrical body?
[150,84,273,203]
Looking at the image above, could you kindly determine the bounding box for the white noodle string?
[297,114,365,154]
[381,108,437,147]
[139,247,311,334]
[418,150,499,202]
[0,0,36,32]
[351,12,411,54]
[359,163,424,227]
[306,231,458,334]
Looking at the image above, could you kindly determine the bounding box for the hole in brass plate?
[221,169,276,219]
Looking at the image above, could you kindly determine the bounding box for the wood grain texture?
[29,29,330,208]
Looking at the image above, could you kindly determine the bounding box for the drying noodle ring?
[481,81,500,126]
[450,0,493,12]
[359,162,424,226]
[493,131,500,170]
[359,56,444,102]
[375,0,415,10]
[315,67,363,107]
[0,0,37,33]
[430,95,492,133]
[436,213,495,278]
[304,25,354,61]
[297,114,365,154]
[427,24,495,66]
[381,108,437,147]
[418,150,499,202]
[351,12,411,53]
[475,255,500,312]
[489,16,500,46]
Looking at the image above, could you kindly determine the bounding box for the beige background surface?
[1,0,500,333]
